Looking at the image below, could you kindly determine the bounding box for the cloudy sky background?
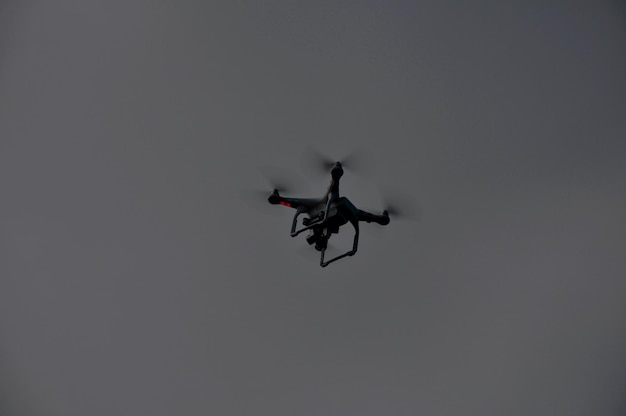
[1,1,625,415]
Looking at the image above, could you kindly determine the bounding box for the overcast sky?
[1,1,625,415]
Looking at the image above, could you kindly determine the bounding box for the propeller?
[300,147,376,178]
[380,187,420,221]
[239,166,310,214]
[360,189,419,239]
[361,187,419,237]
[256,166,308,194]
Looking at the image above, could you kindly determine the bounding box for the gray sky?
[1,1,625,415]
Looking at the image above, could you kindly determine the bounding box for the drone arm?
[356,209,390,225]
[268,191,321,211]
[269,195,309,209]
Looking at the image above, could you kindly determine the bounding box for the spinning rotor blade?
[240,166,309,214]
[257,166,309,194]
[341,147,376,176]
[301,148,335,175]
[239,189,277,214]
[301,147,375,177]
[381,187,420,220]
[361,189,419,238]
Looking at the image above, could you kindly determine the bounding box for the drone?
[267,160,393,267]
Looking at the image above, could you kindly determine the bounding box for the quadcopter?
[267,159,394,267]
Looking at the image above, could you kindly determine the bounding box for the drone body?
[268,162,389,267]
